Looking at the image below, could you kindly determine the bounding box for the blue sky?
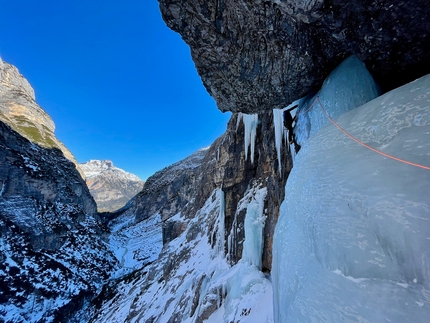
[0,0,231,180]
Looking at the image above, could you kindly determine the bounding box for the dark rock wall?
[0,121,96,220]
[184,112,291,271]
[125,110,290,272]
[159,0,430,113]
[0,121,117,322]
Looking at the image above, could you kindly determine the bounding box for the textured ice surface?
[273,74,430,322]
[295,56,380,146]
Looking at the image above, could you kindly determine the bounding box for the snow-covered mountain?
[80,160,144,212]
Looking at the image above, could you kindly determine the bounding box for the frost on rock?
[295,55,380,146]
[273,74,430,322]
[238,113,259,163]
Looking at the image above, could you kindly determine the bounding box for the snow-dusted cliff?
[0,61,118,323]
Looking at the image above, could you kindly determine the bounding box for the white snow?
[92,185,273,323]
[80,159,142,182]
[109,211,162,278]
[273,72,430,322]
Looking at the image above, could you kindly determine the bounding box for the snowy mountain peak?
[81,160,141,181]
[80,160,144,212]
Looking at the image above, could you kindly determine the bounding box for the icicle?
[227,213,237,264]
[242,114,258,164]
[212,189,226,258]
[0,181,5,196]
[236,113,243,131]
[273,109,284,176]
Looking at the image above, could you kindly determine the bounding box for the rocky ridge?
[0,58,84,179]
[80,160,144,212]
[0,61,118,322]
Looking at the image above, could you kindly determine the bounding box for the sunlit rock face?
[159,0,430,113]
[0,60,118,322]
[0,60,84,178]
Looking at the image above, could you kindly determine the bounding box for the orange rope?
[310,96,430,171]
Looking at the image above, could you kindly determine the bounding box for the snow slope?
[108,210,162,278]
[273,73,430,322]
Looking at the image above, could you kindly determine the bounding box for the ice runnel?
[211,189,226,258]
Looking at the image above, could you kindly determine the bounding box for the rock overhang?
[158,0,430,114]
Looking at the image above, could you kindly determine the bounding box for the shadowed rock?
[159,0,430,113]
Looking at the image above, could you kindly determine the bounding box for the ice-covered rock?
[295,56,380,146]
[273,74,430,322]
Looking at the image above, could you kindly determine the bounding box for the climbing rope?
[300,95,430,171]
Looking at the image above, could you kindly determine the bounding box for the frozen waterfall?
[273,64,430,323]
[294,55,380,146]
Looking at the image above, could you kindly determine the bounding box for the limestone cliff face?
[125,112,289,271]
[0,59,85,179]
[159,0,430,113]
[87,109,291,322]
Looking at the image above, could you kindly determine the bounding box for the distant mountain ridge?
[80,160,144,212]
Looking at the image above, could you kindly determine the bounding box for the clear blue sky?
[0,0,231,180]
